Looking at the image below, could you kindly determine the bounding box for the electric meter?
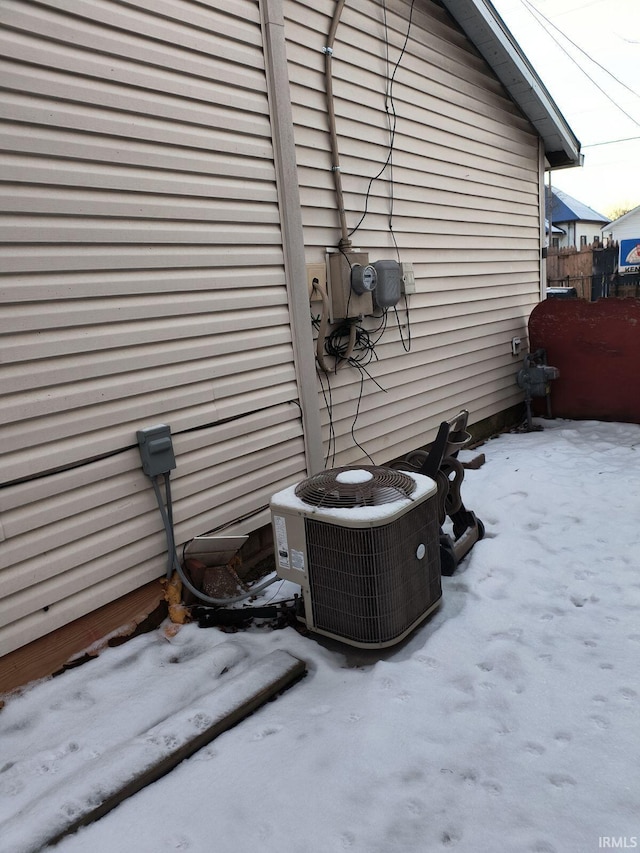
[351,263,377,295]
[373,260,401,308]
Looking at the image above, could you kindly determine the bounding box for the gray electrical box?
[137,423,176,477]
[328,251,373,321]
[373,260,401,308]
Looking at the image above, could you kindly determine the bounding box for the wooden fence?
[546,244,623,300]
[546,245,594,299]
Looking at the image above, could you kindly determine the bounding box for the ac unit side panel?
[271,510,309,583]
[303,495,441,647]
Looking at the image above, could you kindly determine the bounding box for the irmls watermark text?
[598,839,638,849]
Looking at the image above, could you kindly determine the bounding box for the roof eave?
[440,0,582,170]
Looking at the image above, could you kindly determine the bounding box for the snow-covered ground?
[1,418,639,853]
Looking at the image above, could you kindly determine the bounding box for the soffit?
[440,0,582,169]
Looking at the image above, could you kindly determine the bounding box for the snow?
[0,650,303,853]
[335,469,374,484]
[2,418,640,853]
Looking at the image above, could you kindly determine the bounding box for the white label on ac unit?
[273,515,289,569]
[290,549,305,572]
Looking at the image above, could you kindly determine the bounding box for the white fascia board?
[441,0,582,169]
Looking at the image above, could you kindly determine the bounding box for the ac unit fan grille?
[295,466,416,508]
[304,497,441,646]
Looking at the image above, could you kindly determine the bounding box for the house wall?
[283,0,542,466]
[1,0,549,664]
[554,220,605,250]
[603,209,640,277]
[603,209,640,244]
[575,222,606,248]
[0,0,316,657]
[552,220,572,250]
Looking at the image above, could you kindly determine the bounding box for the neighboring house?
[545,218,565,243]
[546,187,609,249]
[602,205,640,277]
[0,0,581,674]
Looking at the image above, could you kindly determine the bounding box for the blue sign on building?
[619,238,640,275]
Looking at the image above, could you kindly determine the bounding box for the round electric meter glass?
[361,265,377,291]
[351,263,377,294]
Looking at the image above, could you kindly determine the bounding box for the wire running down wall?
[285,0,543,465]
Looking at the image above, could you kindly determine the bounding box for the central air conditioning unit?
[270,466,442,649]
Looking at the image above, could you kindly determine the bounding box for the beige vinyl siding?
[0,0,308,655]
[0,406,304,655]
[286,0,541,465]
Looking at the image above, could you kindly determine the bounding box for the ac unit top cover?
[270,467,437,528]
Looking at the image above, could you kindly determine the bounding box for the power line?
[519,0,640,128]
[523,0,639,100]
[582,135,640,148]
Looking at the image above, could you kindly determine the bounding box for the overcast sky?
[490,0,640,218]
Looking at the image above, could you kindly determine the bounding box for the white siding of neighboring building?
[604,207,640,276]
[603,207,640,244]
[576,223,606,248]
[285,0,542,465]
[555,221,606,249]
[0,0,311,656]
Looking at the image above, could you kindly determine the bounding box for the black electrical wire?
[523,0,640,103]
[317,367,337,468]
[384,0,415,260]
[348,144,395,239]
[520,0,640,128]
[325,321,393,380]
[583,135,640,148]
[354,361,387,395]
[349,0,416,240]
[319,0,414,379]
[349,369,377,466]
[345,330,389,464]
[310,305,339,468]
[325,320,372,365]
[367,308,390,350]
[312,307,389,465]
[311,284,389,369]
[394,299,412,352]
[386,0,416,92]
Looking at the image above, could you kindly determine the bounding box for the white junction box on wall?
[401,261,416,294]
